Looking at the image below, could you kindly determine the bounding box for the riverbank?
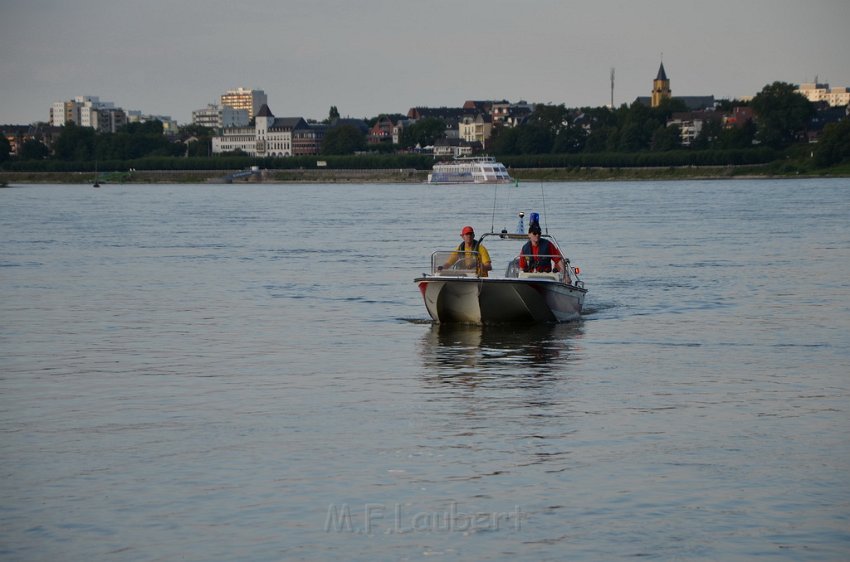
[0,169,428,185]
[2,164,848,185]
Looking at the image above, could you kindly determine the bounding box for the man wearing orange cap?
[440,226,492,277]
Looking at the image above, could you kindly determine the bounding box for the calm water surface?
[1,179,848,561]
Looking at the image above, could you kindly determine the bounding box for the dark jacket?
[520,239,561,272]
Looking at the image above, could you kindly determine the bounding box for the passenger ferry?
[426,156,514,184]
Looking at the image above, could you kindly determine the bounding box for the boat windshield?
[430,250,480,276]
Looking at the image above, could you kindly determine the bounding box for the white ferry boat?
[426,156,514,184]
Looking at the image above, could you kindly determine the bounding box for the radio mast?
[610,68,615,108]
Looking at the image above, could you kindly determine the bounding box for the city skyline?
[1,0,849,126]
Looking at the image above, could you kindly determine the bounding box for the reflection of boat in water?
[419,322,583,380]
[426,156,513,184]
[415,215,587,324]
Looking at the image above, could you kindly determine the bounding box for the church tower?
[254,104,274,135]
[651,62,671,107]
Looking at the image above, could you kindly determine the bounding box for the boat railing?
[430,250,480,276]
[427,248,583,286]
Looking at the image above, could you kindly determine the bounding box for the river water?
[1,179,848,561]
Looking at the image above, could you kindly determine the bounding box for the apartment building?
[667,111,722,146]
[192,104,250,130]
[48,96,127,133]
[796,83,850,107]
[292,124,326,156]
[49,96,101,126]
[459,113,493,145]
[49,101,78,127]
[220,88,268,119]
[89,107,127,133]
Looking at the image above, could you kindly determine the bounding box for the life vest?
[455,240,480,269]
[521,239,560,272]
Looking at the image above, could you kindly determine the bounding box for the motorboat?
[415,219,586,323]
[426,156,514,184]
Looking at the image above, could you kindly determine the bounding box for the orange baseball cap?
[461,226,474,236]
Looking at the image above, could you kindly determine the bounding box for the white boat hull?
[415,276,586,323]
[425,177,514,185]
[426,156,514,184]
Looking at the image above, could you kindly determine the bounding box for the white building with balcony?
[796,83,850,107]
[459,113,493,145]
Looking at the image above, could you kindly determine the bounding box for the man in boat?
[440,225,492,277]
[519,222,563,273]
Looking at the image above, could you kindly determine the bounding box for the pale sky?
[1,0,848,125]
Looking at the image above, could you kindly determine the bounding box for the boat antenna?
[491,184,498,233]
[540,184,549,234]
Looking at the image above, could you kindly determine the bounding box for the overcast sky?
[1,0,848,125]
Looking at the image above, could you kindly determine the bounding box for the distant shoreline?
[1,166,847,185]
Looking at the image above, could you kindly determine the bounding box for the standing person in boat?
[519,222,563,273]
[440,226,492,277]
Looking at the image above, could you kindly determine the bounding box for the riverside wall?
[1,164,843,185]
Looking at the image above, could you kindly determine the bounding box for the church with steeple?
[635,61,715,111]
[651,62,672,107]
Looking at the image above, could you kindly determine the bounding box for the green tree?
[490,126,520,155]
[813,118,850,167]
[322,124,366,154]
[119,120,164,136]
[524,104,585,154]
[552,126,587,153]
[751,81,814,148]
[179,124,214,157]
[529,104,570,133]
[52,122,96,160]
[400,117,446,148]
[717,120,756,149]
[96,119,180,160]
[613,102,659,151]
[651,125,681,151]
[327,106,340,123]
[617,122,649,152]
[583,125,616,153]
[517,124,553,154]
[582,107,617,152]
[19,139,50,160]
[179,124,216,139]
[581,106,618,128]
[186,137,212,157]
[0,135,12,164]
